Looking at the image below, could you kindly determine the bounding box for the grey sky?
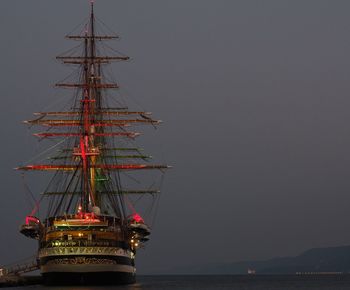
[1,0,350,274]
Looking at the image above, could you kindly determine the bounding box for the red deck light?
[132,213,144,223]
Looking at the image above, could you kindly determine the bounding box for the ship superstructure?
[16,2,168,285]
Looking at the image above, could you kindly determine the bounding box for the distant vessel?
[17,1,169,285]
[247,269,256,275]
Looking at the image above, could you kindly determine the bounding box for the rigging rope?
[21,173,44,217]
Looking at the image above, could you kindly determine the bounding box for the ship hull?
[43,271,135,285]
[39,247,136,285]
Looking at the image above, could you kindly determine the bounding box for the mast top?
[90,0,94,15]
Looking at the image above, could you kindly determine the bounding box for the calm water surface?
[5,275,350,290]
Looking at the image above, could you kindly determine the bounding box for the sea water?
[5,275,350,290]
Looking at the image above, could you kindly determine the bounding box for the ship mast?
[17,2,169,220]
[82,1,96,212]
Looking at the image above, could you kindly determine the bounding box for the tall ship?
[16,1,169,285]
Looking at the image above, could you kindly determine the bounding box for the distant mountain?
[179,246,350,275]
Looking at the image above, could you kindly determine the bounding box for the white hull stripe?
[39,247,132,258]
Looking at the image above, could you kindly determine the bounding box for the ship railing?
[40,239,129,249]
[45,225,121,233]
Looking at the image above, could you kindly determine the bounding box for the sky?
[1,0,350,274]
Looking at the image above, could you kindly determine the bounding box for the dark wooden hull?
[43,271,136,285]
